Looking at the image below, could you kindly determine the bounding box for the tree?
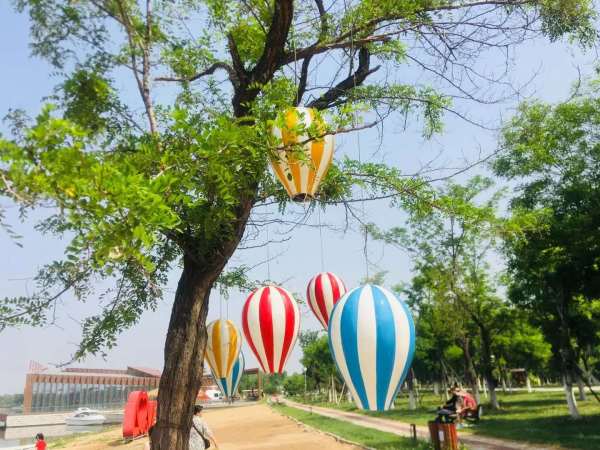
[263,373,285,395]
[282,373,305,397]
[494,79,600,417]
[299,331,340,395]
[377,177,509,408]
[1,0,595,447]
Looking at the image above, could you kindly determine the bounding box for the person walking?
[189,405,218,450]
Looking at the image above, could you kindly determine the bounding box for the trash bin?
[428,421,459,450]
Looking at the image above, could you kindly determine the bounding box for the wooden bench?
[463,405,483,423]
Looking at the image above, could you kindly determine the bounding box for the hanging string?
[219,288,223,320]
[357,130,369,281]
[318,205,325,272]
[344,0,369,281]
[266,217,272,283]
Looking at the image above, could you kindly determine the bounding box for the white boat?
[64,408,106,426]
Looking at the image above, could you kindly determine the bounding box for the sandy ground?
[57,403,358,450]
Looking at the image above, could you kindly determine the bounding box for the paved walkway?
[283,400,558,450]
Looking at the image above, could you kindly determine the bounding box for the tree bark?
[461,336,480,404]
[556,292,582,418]
[153,257,216,449]
[564,375,581,419]
[479,326,498,409]
[407,369,417,410]
[577,377,587,401]
[153,194,254,448]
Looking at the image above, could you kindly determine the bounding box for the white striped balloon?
[213,352,245,401]
[271,107,334,201]
[306,272,347,329]
[328,284,416,412]
[241,285,300,374]
[205,319,242,379]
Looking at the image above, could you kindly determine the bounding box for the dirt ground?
[57,403,358,450]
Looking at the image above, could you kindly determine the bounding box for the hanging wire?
[266,213,272,283]
[219,287,223,320]
[345,0,369,281]
[318,205,325,272]
[357,131,370,281]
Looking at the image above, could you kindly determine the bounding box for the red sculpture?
[122,391,157,439]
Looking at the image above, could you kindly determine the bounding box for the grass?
[48,426,121,448]
[299,390,600,449]
[273,404,432,449]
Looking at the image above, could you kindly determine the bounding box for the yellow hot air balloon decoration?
[205,319,242,379]
[271,107,334,201]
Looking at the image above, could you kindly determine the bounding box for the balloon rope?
[266,219,272,282]
[357,131,369,280]
[348,3,369,281]
[219,288,223,320]
[318,206,325,272]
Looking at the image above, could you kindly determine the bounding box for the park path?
[283,399,559,450]
[5,403,359,450]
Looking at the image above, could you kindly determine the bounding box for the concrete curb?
[271,404,374,450]
[283,400,558,450]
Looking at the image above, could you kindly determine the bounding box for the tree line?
[281,79,600,419]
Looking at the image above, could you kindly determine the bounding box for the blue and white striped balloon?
[213,352,245,401]
[328,284,416,411]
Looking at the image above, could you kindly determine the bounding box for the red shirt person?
[458,390,477,412]
[35,433,47,450]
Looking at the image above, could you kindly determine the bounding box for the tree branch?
[295,55,312,106]
[308,47,380,110]
[114,0,157,133]
[314,0,328,40]
[155,62,237,84]
[233,0,294,117]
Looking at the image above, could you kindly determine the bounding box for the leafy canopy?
[1,0,595,358]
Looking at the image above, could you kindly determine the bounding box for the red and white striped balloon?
[241,285,300,374]
[307,272,347,329]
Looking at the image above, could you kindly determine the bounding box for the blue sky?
[0,3,597,394]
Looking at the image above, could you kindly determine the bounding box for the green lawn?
[273,404,432,449]
[300,390,600,449]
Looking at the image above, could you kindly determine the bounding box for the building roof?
[127,367,162,378]
[27,366,162,379]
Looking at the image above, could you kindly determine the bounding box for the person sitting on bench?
[435,387,460,423]
[456,388,478,426]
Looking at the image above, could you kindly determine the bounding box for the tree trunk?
[526,377,533,393]
[564,375,581,419]
[407,369,417,410]
[479,326,498,409]
[577,377,587,401]
[153,258,216,449]
[148,185,254,449]
[461,336,480,404]
[433,381,440,396]
[556,292,582,419]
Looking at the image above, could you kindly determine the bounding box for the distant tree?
[298,331,340,394]
[495,79,600,417]
[375,177,509,408]
[238,373,258,394]
[283,373,305,397]
[263,373,285,395]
